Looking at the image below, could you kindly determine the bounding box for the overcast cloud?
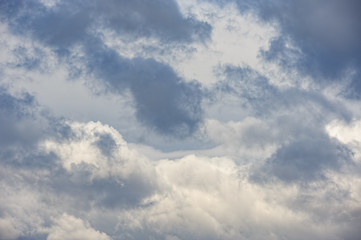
[1,0,361,239]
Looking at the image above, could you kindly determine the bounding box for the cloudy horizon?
[1,0,361,239]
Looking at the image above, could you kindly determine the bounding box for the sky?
[0,0,361,239]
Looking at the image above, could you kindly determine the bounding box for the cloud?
[1,0,211,46]
[0,88,39,147]
[210,65,350,121]
[257,136,351,182]
[84,41,203,136]
[0,0,209,137]
[41,121,159,209]
[0,217,21,240]
[0,95,358,239]
[46,214,110,240]
[1,1,361,240]
[0,87,72,171]
[326,119,361,162]
[92,0,211,42]
[231,0,361,97]
[205,65,354,182]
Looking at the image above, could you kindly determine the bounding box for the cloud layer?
[1,0,361,239]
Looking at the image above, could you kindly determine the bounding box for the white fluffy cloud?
[41,121,152,180]
[1,120,359,239]
[46,214,110,240]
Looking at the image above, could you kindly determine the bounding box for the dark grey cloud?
[214,65,350,120]
[214,65,278,115]
[0,88,41,148]
[50,168,156,210]
[257,134,351,182]
[128,59,203,137]
[93,0,211,42]
[84,40,203,137]
[94,133,117,157]
[0,0,208,137]
[17,234,47,240]
[229,0,361,98]
[1,0,211,46]
[0,88,69,171]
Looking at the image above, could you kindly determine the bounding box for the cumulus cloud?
[0,107,359,239]
[41,121,159,208]
[1,1,361,240]
[46,214,110,240]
